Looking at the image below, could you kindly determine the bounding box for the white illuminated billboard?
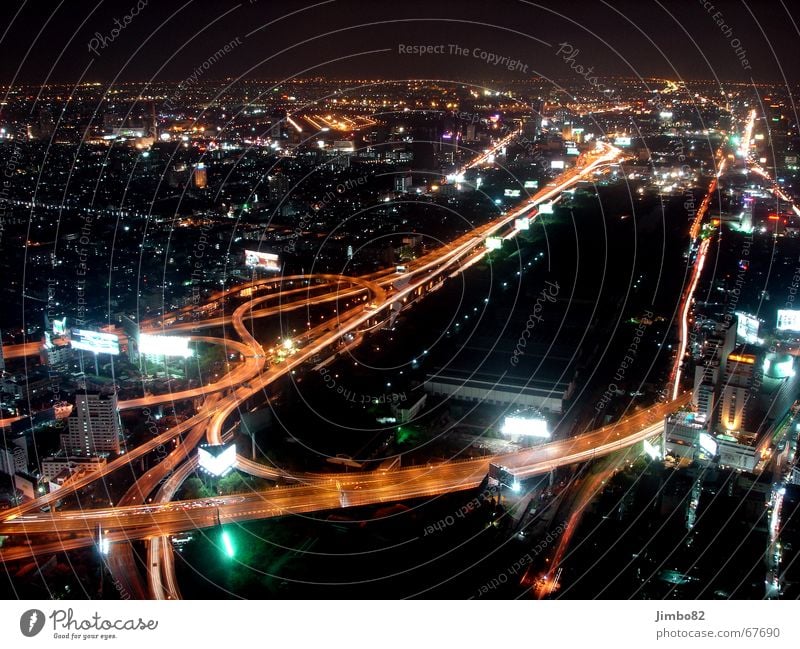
[70,329,120,355]
[485,237,502,251]
[523,180,538,189]
[244,250,281,271]
[566,147,579,155]
[503,188,521,198]
[734,312,761,344]
[514,218,530,231]
[538,202,554,214]
[777,309,800,332]
[198,443,237,477]
[614,136,632,147]
[501,415,550,438]
[52,318,67,336]
[139,333,194,358]
[551,160,565,170]
[643,439,661,460]
[699,432,718,456]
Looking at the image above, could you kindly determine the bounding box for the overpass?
[1,141,638,593]
[0,394,688,546]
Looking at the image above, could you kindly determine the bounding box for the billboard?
[777,309,800,332]
[514,218,530,231]
[70,329,120,355]
[614,136,632,147]
[735,312,761,344]
[139,333,194,358]
[52,318,67,336]
[523,180,538,189]
[501,414,550,438]
[198,443,237,477]
[244,250,281,271]
[485,237,502,251]
[538,201,554,214]
[503,188,521,198]
[550,160,565,170]
[643,439,661,460]
[699,432,718,456]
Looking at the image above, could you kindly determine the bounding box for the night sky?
[0,0,798,85]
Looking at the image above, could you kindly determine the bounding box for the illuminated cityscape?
[1,0,799,608]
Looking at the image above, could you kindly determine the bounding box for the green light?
[221,530,235,557]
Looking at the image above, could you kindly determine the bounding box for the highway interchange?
[1,137,695,598]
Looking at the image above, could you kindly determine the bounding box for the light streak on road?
[672,238,709,400]
[0,139,638,599]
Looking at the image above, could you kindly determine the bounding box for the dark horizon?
[1,0,798,87]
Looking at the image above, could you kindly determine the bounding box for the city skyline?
[0,0,799,627]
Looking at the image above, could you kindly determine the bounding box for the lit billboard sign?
[699,432,718,456]
[244,250,281,271]
[52,318,67,336]
[198,443,237,477]
[514,218,530,231]
[643,439,661,460]
[70,329,120,355]
[777,309,800,332]
[538,202,554,214]
[139,333,194,358]
[566,147,579,155]
[614,136,632,147]
[551,160,565,170]
[523,180,538,189]
[735,312,761,345]
[503,188,521,198]
[501,415,550,438]
[485,237,502,251]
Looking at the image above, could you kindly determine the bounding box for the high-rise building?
[718,351,758,434]
[41,333,72,369]
[522,99,545,138]
[268,172,290,202]
[36,108,55,139]
[41,456,107,482]
[193,163,207,189]
[146,100,158,141]
[692,378,715,423]
[394,175,412,193]
[60,392,122,456]
[0,435,28,476]
[691,320,736,428]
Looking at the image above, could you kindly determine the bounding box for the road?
[0,394,688,546]
[1,139,637,597]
